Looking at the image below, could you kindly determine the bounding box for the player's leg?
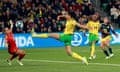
[7,53,18,65]
[106,38,114,57]
[89,34,97,59]
[32,33,60,39]
[16,49,25,61]
[49,33,60,39]
[64,37,88,65]
[65,45,88,65]
[90,41,96,57]
[60,34,88,65]
[9,54,18,61]
[101,40,110,59]
[89,41,96,60]
[16,49,26,66]
[32,33,49,38]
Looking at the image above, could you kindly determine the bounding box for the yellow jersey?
[64,19,77,34]
[87,21,100,35]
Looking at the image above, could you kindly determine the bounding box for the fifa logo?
[71,33,82,46]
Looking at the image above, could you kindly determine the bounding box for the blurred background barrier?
[0,30,120,49]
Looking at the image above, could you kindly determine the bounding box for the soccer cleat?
[109,54,114,58]
[17,60,24,66]
[82,57,88,65]
[88,56,92,60]
[7,60,12,66]
[88,55,96,60]
[32,32,37,37]
[93,55,96,59]
[105,56,110,59]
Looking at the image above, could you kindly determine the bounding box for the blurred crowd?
[0,0,95,33]
[100,0,120,27]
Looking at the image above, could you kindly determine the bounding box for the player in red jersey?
[4,20,25,66]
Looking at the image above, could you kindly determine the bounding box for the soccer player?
[4,20,25,66]
[87,14,100,60]
[100,17,118,59]
[32,11,88,65]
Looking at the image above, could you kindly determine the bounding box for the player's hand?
[9,20,13,25]
[5,43,8,48]
[57,14,65,21]
[62,11,66,15]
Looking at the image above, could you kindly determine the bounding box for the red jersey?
[5,32,18,53]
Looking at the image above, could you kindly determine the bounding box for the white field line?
[23,59,120,67]
[26,49,120,54]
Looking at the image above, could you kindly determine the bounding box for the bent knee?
[17,50,26,55]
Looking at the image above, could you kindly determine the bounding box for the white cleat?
[105,56,110,59]
[32,32,37,37]
[82,57,88,65]
[93,55,96,59]
[7,60,12,66]
[110,54,114,58]
[17,60,24,66]
[88,55,96,60]
[88,56,92,60]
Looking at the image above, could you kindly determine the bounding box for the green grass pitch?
[0,45,120,72]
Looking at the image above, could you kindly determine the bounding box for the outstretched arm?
[76,23,88,36]
[76,23,88,29]
[4,36,8,48]
[57,15,65,20]
[110,24,118,37]
[9,20,13,32]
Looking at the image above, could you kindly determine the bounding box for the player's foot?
[110,54,114,58]
[105,56,110,59]
[93,55,96,59]
[88,56,92,60]
[32,32,37,37]
[82,57,88,65]
[7,60,12,66]
[88,55,96,60]
[17,60,24,66]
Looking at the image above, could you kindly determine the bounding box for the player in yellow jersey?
[32,11,88,65]
[86,15,100,60]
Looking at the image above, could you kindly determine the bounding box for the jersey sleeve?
[110,24,116,34]
[110,24,114,30]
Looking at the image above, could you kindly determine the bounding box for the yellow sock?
[90,42,95,56]
[71,52,83,61]
[32,33,49,38]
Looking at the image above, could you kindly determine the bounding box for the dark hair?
[68,11,76,20]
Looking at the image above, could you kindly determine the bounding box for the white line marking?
[26,49,120,54]
[23,59,120,67]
